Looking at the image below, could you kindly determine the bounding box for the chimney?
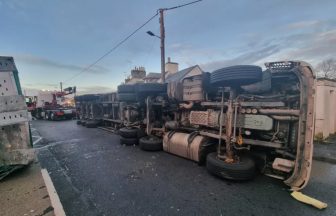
[165,57,179,76]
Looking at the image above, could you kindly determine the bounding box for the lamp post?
[146,9,165,83]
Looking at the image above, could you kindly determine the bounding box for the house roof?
[165,65,199,83]
[144,72,161,79]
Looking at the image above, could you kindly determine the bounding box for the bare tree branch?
[316,58,336,79]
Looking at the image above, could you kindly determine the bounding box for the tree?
[316,58,336,79]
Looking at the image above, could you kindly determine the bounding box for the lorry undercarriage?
[76,61,315,190]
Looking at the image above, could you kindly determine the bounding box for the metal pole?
[159,9,165,83]
[225,88,236,161]
[217,88,224,155]
[146,96,151,135]
[60,82,63,92]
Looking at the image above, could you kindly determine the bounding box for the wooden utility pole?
[159,9,165,83]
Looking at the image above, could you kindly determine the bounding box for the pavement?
[31,120,336,216]
[313,137,336,164]
[0,163,55,216]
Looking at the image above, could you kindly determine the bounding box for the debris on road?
[291,191,328,210]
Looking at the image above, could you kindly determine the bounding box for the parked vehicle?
[28,88,76,120]
[75,61,316,190]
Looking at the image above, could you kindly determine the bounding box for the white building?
[315,78,336,139]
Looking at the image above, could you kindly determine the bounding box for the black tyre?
[76,120,81,125]
[139,136,163,151]
[81,121,87,126]
[136,83,167,93]
[206,152,255,181]
[117,93,137,102]
[242,69,272,93]
[119,127,138,138]
[117,84,135,93]
[86,122,97,128]
[120,137,138,146]
[211,65,262,87]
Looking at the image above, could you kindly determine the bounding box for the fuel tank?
[163,132,215,164]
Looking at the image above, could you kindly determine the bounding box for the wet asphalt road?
[31,120,336,216]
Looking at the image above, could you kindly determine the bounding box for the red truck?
[27,87,76,120]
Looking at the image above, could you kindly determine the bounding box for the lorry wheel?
[86,122,97,128]
[210,65,262,87]
[206,152,255,181]
[117,84,135,93]
[120,137,138,146]
[119,127,138,138]
[117,93,137,102]
[139,136,163,151]
[76,120,82,125]
[81,121,87,126]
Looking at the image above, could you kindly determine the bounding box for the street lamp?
[146,31,160,38]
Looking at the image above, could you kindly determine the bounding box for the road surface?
[31,120,336,216]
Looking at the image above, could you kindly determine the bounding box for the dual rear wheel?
[206,153,256,181]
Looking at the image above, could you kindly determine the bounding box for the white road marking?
[34,139,82,150]
[41,169,66,216]
[31,128,37,131]
[33,137,43,146]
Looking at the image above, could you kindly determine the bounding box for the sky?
[1,0,335,95]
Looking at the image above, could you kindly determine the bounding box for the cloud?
[282,29,336,62]
[168,43,225,68]
[15,55,110,74]
[200,20,336,71]
[200,45,280,71]
[23,85,115,96]
[76,85,115,95]
[286,20,321,29]
[285,20,336,30]
[23,88,40,96]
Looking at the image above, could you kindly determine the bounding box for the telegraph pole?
[159,9,165,83]
[147,1,202,83]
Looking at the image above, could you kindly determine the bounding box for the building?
[144,72,161,83]
[165,64,203,101]
[125,67,146,84]
[315,78,336,139]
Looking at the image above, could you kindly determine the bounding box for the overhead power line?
[63,12,159,83]
[165,0,203,11]
[63,0,203,84]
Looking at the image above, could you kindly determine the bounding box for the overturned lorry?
[76,61,315,190]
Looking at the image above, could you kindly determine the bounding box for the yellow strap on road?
[291,191,327,210]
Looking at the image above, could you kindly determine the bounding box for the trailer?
[75,61,316,190]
